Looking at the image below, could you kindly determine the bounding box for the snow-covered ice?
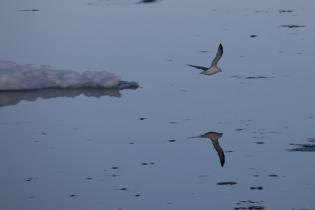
[0,60,137,91]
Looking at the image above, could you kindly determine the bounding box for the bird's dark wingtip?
[220,160,225,167]
[219,43,223,50]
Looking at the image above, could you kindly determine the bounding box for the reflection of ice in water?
[0,88,123,108]
[0,60,137,91]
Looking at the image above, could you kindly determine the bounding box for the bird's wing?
[212,140,225,167]
[210,44,223,67]
[186,64,208,71]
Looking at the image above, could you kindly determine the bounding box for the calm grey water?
[1,0,315,209]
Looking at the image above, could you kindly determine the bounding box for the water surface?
[1,0,315,209]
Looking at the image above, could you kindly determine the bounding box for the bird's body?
[188,131,225,167]
[200,66,222,75]
[187,43,223,75]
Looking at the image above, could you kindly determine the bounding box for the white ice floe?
[0,60,126,91]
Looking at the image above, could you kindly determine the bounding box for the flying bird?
[188,131,225,167]
[187,43,223,75]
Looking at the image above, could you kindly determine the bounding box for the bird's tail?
[187,135,203,139]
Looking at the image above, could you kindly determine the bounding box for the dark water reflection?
[0,88,122,107]
[231,75,274,79]
[137,0,161,4]
[17,9,40,12]
[280,24,305,28]
[87,0,162,6]
[235,200,265,210]
[287,138,315,152]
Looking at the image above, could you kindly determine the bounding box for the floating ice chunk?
[0,60,137,91]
